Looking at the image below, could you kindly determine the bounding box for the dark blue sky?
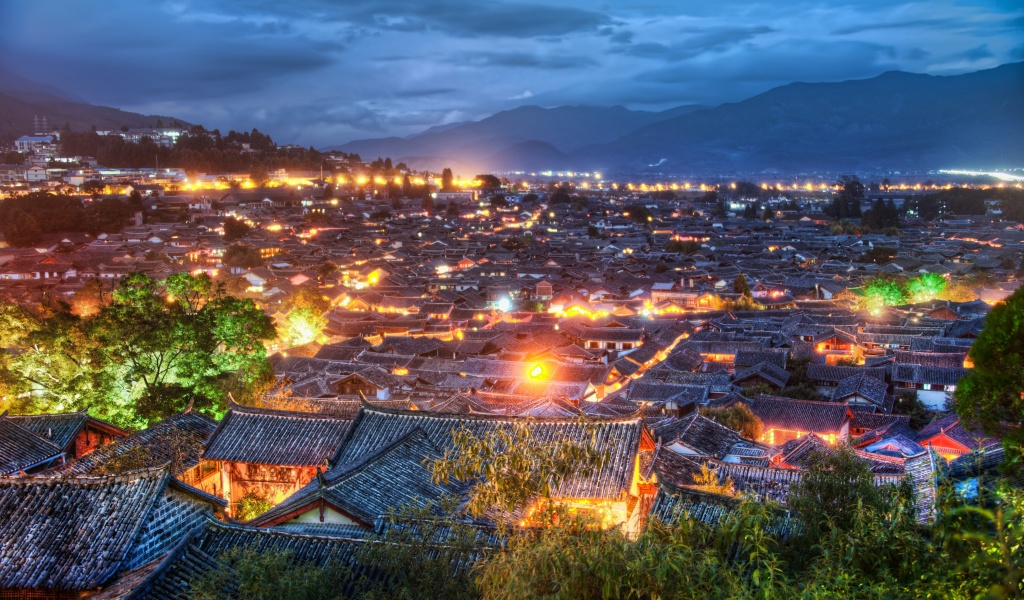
[2,0,1021,147]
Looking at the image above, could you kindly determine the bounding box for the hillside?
[327,62,1024,175]
[328,104,705,172]
[584,61,1024,174]
[0,68,189,144]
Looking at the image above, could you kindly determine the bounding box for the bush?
[235,492,274,521]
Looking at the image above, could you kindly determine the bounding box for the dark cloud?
[832,18,954,36]
[463,52,598,69]
[1011,43,1024,60]
[392,88,460,98]
[614,26,775,60]
[960,44,994,61]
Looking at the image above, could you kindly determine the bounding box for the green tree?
[788,445,907,543]
[192,546,351,600]
[733,274,751,297]
[441,168,454,192]
[222,216,251,242]
[3,209,42,247]
[862,276,908,311]
[428,420,608,522]
[82,273,275,426]
[699,403,764,440]
[906,273,947,303]
[84,198,133,235]
[954,285,1024,470]
[223,244,263,269]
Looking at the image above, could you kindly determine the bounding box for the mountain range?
[0,67,188,144]
[329,62,1024,176]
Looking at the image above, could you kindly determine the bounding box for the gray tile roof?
[203,404,354,467]
[0,467,217,591]
[252,428,462,527]
[0,412,64,474]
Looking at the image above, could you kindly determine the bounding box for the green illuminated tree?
[906,273,947,303]
[862,276,908,311]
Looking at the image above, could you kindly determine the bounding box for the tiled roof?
[747,396,851,434]
[892,364,970,386]
[654,413,743,459]
[203,404,354,467]
[51,410,217,476]
[0,467,215,591]
[807,364,887,384]
[7,412,90,450]
[831,374,888,407]
[331,405,642,501]
[0,412,64,474]
[252,428,462,527]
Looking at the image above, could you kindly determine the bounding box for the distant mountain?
[0,68,190,144]
[327,62,1024,175]
[326,104,706,172]
[582,62,1024,174]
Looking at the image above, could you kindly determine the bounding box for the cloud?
[462,52,598,69]
[960,44,994,61]
[509,90,535,100]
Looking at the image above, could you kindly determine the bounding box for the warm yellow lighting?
[530,365,544,378]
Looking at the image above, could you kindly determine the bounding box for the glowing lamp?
[530,365,543,379]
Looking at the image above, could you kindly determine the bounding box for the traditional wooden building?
[328,404,653,531]
[201,404,355,516]
[9,411,128,460]
[249,428,462,531]
[745,395,853,446]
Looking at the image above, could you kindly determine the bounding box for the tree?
[699,403,764,440]
[906,273,947,303]
[53,272,276,426]
[250,165,270,187]
[862,276,908,311]
[192,546,351,600]
[788,445,907,542]
[733,274,751,297]
[476,174,502,190]
[761,207,774,221]
[222,216,251,242]
[84,198,133,235]
[223,244,263,269]
[3,209,42,247]
[692,463,737,497]
[665,240,699,254]
[954,285,1024,470]
[428,420,608,522]
[441,168,454,192]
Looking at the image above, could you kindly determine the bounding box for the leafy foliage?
[954,285,1024,471]
[223,216,251,242]
[235,492,275,522]
[733,274,751,297]
[191,546,352,600]
[699,403,764,440]
[223,244,264,269]
[0,273,275,428]
[692,463,737,497]
[428,420,608,521]
[357,496,484,600]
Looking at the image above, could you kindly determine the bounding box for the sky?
[1,0,1021,147]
